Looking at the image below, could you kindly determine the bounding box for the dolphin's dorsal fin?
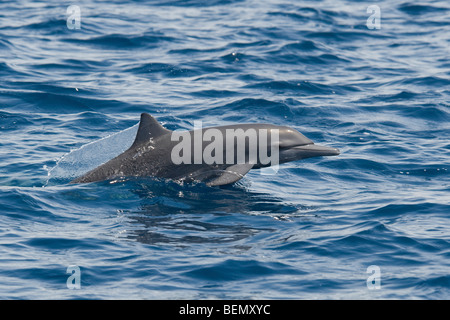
[131,113,170,147]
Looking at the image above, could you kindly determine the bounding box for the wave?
[63,32,176,49]
[398,2,449,15]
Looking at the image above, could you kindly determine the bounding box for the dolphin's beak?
[292,144,340,157]
[278,143,340,163]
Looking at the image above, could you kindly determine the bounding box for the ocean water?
[0,0,449,299]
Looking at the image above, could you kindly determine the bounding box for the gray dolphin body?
[71,113,339,186]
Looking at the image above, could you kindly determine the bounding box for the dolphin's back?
[71,113,171,183]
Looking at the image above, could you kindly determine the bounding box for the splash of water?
[45,124,139,185]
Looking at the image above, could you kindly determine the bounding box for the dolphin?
[71,113,339,186]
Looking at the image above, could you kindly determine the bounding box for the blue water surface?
[0,0,449,299]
